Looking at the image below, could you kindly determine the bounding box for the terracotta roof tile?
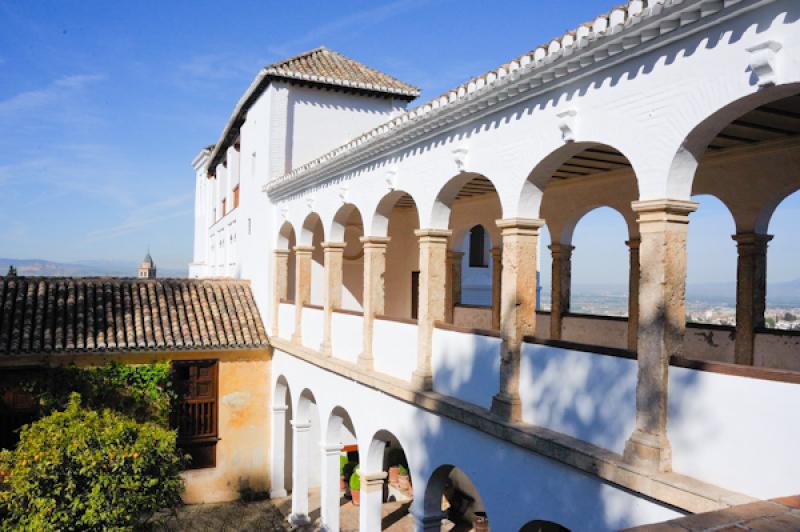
[265,47,420,98]
[0,277,269,355]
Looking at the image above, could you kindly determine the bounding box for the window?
[171,360,218,469]
[0,376,37,450]
[233,185,240,209]
[469,225,488,267]
[221,198,227,217]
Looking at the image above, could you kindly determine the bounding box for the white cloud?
[0,73,104,116]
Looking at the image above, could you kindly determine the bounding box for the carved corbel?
[557,109,578,143]
[452,146,469,173]
[746,40,782,88]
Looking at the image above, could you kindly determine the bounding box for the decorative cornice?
[265,0,774,199]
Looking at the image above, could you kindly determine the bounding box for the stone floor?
[150,488,473,531]
[623,495,800,531]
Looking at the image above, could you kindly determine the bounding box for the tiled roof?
[206,46,419,172]
[265,47,420,98]
[0,277,269,356]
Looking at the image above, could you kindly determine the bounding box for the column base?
[291,333,302,345]
[410,371,433,391]
[289,513,311,527]
[320,341,332,357]
[269,488,287,499]
[491,392,521,423]
[414,513,446,532]
[623,429,672,472]
[357,352,374,371]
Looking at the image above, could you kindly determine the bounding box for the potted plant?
[339,456,347,492]
[398,464,411,493]
[388,464,401,486]
[349,467,361,506]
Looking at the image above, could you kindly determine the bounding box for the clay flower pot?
[472,511,489,532]
[340,475,346,491]
[351,488,361,506]
[398,473,411,493]
[388,466,400,486]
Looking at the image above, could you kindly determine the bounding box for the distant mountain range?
[549,279,800,305]
[0,258,187,279]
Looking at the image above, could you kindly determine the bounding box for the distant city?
[0,258,187,279]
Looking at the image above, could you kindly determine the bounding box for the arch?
[430,172,503,229]
[456,224,494,307]
[320,406,359,532]
[360,429,413,530]
[519,142,638,219]
[329,203,364,243]
[296,387,318,422]
[685,194,738,325]
[765,189,800,317]
[370,189,420,237]
[277,220,297,249]
[556,204,634,246]
[519,520,571,532]
[423,464,486,528]
[756,183,800,234]
[271,375,294,497]
[299,212,324,246]
[665,83,800,200]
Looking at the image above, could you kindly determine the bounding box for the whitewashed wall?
[331,311,362,363]
[372,319,417,382]
[274,351,681,531]
[432,328,500,409]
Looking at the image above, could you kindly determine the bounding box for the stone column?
[413,513,447,532]
[320,443,342,532]
[491,246,502,330]
[359,236,390,370]
[626,238,641,352]
[359,471,387,532]
[623,199,697,472]
[732,233,772,365]
[289,420,312,527]
[445,251,463,323]
[292,246,313,345]
[412,229,452,390]
[549,243,574,340]
[491,219,543,422]
[271,249,290,337]
[269,404,288,498]
[321,242,346,356]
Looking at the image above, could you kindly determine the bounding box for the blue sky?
[1,1,797,286]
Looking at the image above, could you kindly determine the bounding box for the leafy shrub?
[16,362,174,427]
[349,467,361,491]
[339,455,348,476]
[0,393,184,531]
[398,464,409,476]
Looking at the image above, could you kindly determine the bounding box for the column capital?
[320,442,343,454]
[625,237,641,249]
[548,242,575,257]
[631,199,698,224]
[362,471,388,488]
[496,218,545,232]
[414,228,452,241]
[272,404,288,413]
[360,235,391,247]
[732,232,773,249]
[293,245,314,254]
[447,250,464,260]
[274,248,291,256]
[321,241,347,250]
[290,420,312,431]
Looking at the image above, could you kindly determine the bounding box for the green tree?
[0,394,184,531]
[783,312,796,322]
[5,265,16,277]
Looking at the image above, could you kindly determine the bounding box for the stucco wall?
[432,328,500,409]
[273,350,680,531]
[373,318,417,382]
[561,315,628,350]
[331,311,362,363]
[384,207,420,318]
[182,358,271,504]
[453,305,492,330]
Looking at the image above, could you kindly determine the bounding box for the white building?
[191,3,800,530]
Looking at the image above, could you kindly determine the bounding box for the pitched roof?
[0,277,269,356]
[266,47,420,99]
[206,46,419,172]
